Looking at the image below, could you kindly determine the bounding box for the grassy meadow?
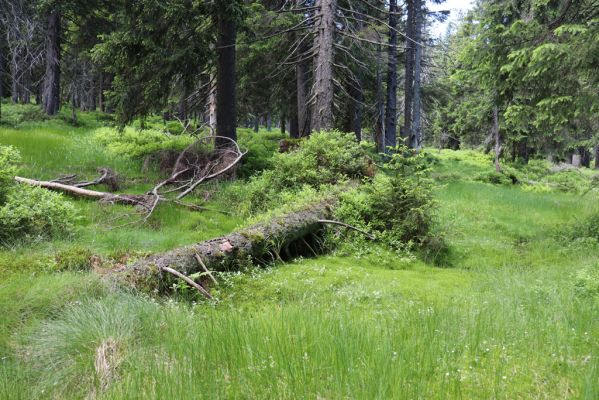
[0,105,598,399]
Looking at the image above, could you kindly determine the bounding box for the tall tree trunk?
[374,44,385,152]
[354,78,363,142]
[253,115,259,132]
[208,73,217,133]
[311,0,336,132]
[98,72,105,112]
[384,0,399,152]
[493,106,501,172]
[289,86,299,138]
[280,114,286,134]
[594,145,599,169]
[410,0,423,150]
[42,9,61,115]
[215,8,237,145]
[11,65,19,104]
[403,0,415,143]
[296,59,311,136]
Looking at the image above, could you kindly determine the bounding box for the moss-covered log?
[120,202,334,289]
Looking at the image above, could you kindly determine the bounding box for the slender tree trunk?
[296,59,311,136]
[411,0,423,150]
[289,86,299,138]
[215,8,237,145]
[71,86,78,125]
[253,115,259,132]
[311,0,336,132]
[493,106,501,172]
[42,9,61,115]
[208,73,217,133]
[374,43,385,152]
[98,72,105,112]
[280,114,286,134]
[594,145,599,169]
[404,0,415,143]
[354,78,363,142]
[384,0,399,152]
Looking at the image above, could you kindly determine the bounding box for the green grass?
[0,107,597,399]
[0,105,244,274]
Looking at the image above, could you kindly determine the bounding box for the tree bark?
[310,0,336,132]
[410,0,423,150]
[374,44,385,152]
[289,86,300,138]
[403,0,415,144]
[384,0,399,152]
[42,9,61,115]
[353,78,363,142]
[296,58,311,136]
[594,145,599,169]
[215,8,237,146]
[119,202,334,288]
[493,106,501,172]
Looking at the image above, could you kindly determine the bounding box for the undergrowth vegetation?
[0,145,76,246]
[0,107,598,399]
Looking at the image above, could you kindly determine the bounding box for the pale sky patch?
[428,0,475,38]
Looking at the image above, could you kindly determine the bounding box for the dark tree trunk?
[384,0,399,152]
[98,73,105,112]
[289,87,300,138]
[280,115,286,134]
[403,0,415,143]
[354,78,363,142]
[580,147,591,168]
[42,9,61,115]
[493,106,501,172]
[311,0,336,132]
[595,145,599,169]
[11,69,19,103]
[296,59,311,136]
[410,0,423,150]
[374,44,385,152]
[215,8,237,146]
[253,115,259,132]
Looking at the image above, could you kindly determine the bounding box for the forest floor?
[0,108,598,399]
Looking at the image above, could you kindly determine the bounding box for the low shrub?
[272,131,368,188]
[334,145,448,261]
[574,264,599,298]
[476,171,513,185]
[94,126,193,159]
[55,247,93,272]
[236,128,286,178]
[0,145,19,202]
[0,145,77,246]
[222,131,369,215]
[0,185,77,244]
[0,104,47,126]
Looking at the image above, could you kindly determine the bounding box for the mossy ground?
[0,106,597,399]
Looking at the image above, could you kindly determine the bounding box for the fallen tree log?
[14,176,149,207]
[118,202,335,290]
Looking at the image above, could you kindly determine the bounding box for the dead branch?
[160,266,213,299]
[14,176,149,208]
[15,136,244,225]
[194,254,219,286]
[317,219,375,240]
